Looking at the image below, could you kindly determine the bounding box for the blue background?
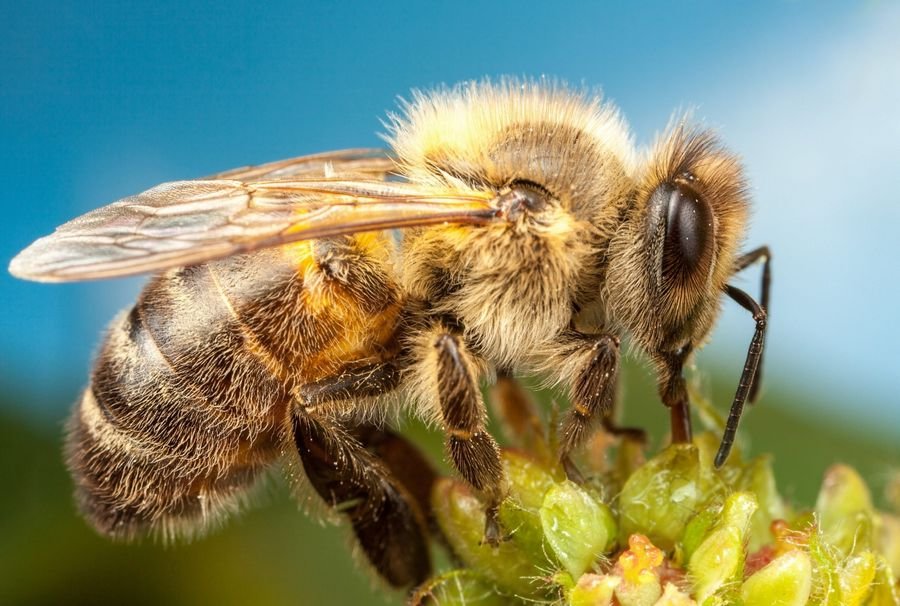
[1,2,899,604]
[4,2,899,434]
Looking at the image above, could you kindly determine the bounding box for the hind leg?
[351,424,439,531]
[290,404,432,588]
[299,326,506,546]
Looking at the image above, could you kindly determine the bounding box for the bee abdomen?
[67,388,273,540]
[67,263,290,539]
[66,238,403,540]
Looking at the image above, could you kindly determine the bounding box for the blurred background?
[2,1,898,604]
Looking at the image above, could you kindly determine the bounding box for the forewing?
[207,148,396,181]
[9,178,498,282]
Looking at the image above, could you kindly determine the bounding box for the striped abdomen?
[66,234,402,540]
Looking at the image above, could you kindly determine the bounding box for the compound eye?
[661,181,715,287]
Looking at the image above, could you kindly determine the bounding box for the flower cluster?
[410,432,900,605]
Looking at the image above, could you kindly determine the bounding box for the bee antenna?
[715,284,768,467]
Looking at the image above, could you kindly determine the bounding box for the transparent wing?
[9,152,499,283]
[206,148,396,181]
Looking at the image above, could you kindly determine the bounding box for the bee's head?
[604,124,749,365]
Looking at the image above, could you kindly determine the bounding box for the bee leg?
[600,416,647,442]
[558,334,620,482]
[353,425,471,567]
[595,366,646,442]
[659,349,693,444]
[298,360,401,405]
[351,424,439,533]
[489,371,548,455]
[433,332,505,546]
[290,406,431,588]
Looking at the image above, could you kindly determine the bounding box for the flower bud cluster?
[411,432,900,605]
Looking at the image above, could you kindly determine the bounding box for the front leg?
[658,349,693,445]
[432,331,505,545]
[556,332,621,481]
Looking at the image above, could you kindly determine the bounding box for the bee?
[9,78,770,588]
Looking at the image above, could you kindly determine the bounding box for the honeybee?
[9,78,770,589]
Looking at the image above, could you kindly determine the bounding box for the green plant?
[410,427,900,606]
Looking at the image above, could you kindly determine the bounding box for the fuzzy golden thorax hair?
[386,79,637,368]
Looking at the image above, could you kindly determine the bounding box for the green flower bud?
[431,477,549,599]
[616,580,662,606]
[567,573,619,606]
[815,464,875,556]
[692,432,727,472]
[866,557,900,606]
[503,449,564,511]
[736,455,789,552]
[419,418,897,605]
[409,570,513,606]
[687,492,758,604]
[740,549,812,606]
[681,510,717,565]
[540,480,616,578]
[619,444,707,551]
[838,551,877,606]
[498,451,563,569]
[552,570,576,592]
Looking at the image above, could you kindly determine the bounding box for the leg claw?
[481,505,504,547]
[561,455,585,483]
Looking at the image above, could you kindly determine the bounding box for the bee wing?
[9,177,498,283]
[206,148,396,181]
